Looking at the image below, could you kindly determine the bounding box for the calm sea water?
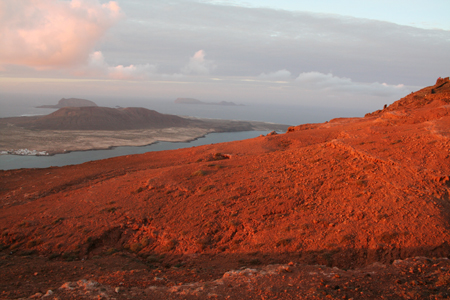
[0,131,270,170]
[0,94,367,170]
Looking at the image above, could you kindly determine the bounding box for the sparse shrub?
[201,185,215,192]
[228,219,240,226]
[48,253,60,259]
[132,187,145,194]
[10,243,22,250]
[100,207,118,213]
[209,153,230,161]
[300,223,311,230]
[26,239,42,248]
[377,213,389,220]
[192,170,208,177]
[276,238,292,247]
[107,207,117,213]
[390,140,402,145]
[18,221,32,228]
[196,237,211,247]
[141,237,150,247]
[62,251,78,261]
[147,255,164,263]
[230,211,239,217]
[207,164,225,169]
[436,275,450,286]
[104,248,118,256]
[129,242,142,253]
[356,180,368,186]
[341,234,355,243]
[379,232,399,243]
[52,217,64,225]
[162,239,177,252]
[249,258,262,265]
[20,250,37,256]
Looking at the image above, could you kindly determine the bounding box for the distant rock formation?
[175,98,244,106]
[174,98,205,104]
[37,98,98,108]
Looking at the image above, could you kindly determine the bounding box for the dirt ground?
[0,79,450,299]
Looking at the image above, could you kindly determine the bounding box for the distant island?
[175,98,244,106]
[37,98,98,108]
[0,106,289,155]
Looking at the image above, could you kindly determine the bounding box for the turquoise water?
[0,131,271,170]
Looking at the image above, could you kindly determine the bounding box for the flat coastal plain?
[0,118,289,154]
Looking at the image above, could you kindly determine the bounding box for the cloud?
[111,1,449,86]
[258,69,292,79]
[181,50,216,75]
[108,64,157,80]
[78,51,157,80]
[0,0,122,69]
[295,72,408,97]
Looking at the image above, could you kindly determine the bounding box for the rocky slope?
[0,78,449,299]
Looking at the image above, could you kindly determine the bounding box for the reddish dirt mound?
[1,80,450,299]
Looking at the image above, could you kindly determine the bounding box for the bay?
[0,130,271,170]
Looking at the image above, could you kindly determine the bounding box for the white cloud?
[80,51,157,80]
[296,72,353,88]
[108,64,157,80]
[258,69,292,79]
[0,0,122,69]
[181,50,216,75]
[295,72,408,97]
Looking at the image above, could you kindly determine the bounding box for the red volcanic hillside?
[0,78,450,299]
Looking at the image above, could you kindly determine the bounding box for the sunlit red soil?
[1,78,450,299]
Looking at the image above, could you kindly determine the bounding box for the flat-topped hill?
[22,106,193,130]
[37,97,98,108]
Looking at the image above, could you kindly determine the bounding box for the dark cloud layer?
[104,0,449,85]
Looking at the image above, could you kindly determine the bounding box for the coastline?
[0,130,274,170]
[0,127,214,156]
[0,119,289,156]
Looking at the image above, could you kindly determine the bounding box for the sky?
[0,0,449,113]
